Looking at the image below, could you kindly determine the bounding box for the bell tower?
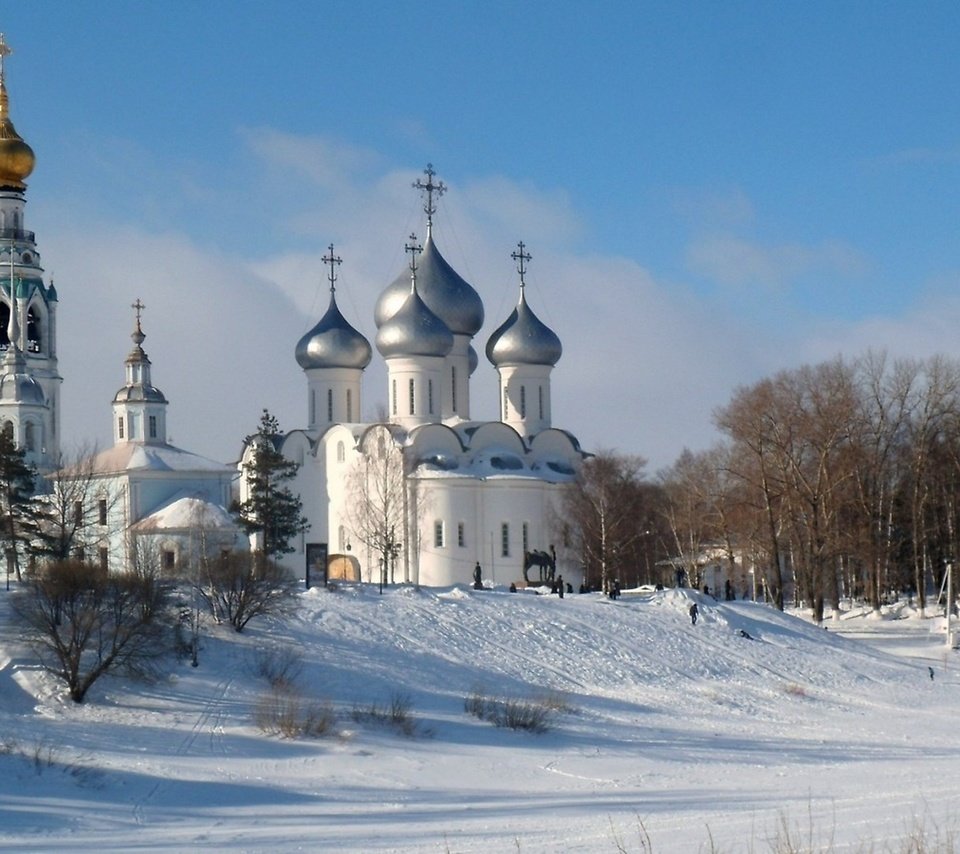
[0,34,61,472]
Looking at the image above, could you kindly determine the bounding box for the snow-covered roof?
[131,493,236,533]
[81,442,233,476]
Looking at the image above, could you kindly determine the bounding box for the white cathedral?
[241,166,587,588]
[0,36,586,588]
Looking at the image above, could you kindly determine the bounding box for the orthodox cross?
[132,298,146,328]
[511,241,532,291]
[322,244,342,294]
[0,34,10,82]
[405,233,423,285]
[413,163,446,229]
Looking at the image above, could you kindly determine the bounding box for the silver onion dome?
[376,287,453,359]
[485,290,562,367]
[296,292,372,370]
[375,232,483,336]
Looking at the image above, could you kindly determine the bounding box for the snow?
[1,584,959,852]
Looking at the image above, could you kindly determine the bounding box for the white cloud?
[686,233,869,289]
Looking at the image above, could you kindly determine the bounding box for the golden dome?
[0,79,34,190]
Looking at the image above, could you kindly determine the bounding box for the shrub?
[196,552,294,632]
[254,684,335,738]
[351,691,420,737]
[465,687,566,733]
[252,643,303,689]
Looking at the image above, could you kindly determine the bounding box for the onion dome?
[486,242,562,367]
[486,290,562,367]
[468,344,478,375]
[376,286,453,359]
[0,43,35,191]
[296,291,372,370]
[375,232,483,336]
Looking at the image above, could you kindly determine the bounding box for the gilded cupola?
[0,35,35,191]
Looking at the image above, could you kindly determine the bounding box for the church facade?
[241,168,587,588]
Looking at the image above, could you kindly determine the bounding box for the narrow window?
[501,523,510,558]
[391,379,397,416]
[520,385,526,418]
[118,417,124,439]
[162,550,176,572]
[98,499,107,526]
[24,422,34,451]
[522,522,529,554]
[409,378,415,415]
[99,547,108,572]
[148,415,157,439]
[539,386,544,419]
[310,389,316,424]
[451,366,457,413]
[428,379,434,414]
[503,386,509,420]
[336,440,345,463]
[434,520,444,548]
[74,501,83,527]
[346,388,353,422]
[457,522,465,548]
[327,389,334,422]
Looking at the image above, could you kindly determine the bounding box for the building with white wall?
[241,167,586,588]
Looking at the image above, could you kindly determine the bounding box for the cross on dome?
[413,164,446,230]
[130,298,146,348]
[405,232,423,282]
[511,241,532,291]
[322,244,342,294]
[0,34,11,82]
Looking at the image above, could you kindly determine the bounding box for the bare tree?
[14,559,170,702]
[559,451,651,592]
[36,443,121,565]
[196,551,294,632]
[344,424,420,586]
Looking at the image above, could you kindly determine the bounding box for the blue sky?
[4,2,960,469]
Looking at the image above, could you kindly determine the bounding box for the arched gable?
[407,423,465,471]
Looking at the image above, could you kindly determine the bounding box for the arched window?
[336,440,345,463]
[0,302,9,349]
[26,306,41,353]
[24,422,35,451]
[2,421,13,441]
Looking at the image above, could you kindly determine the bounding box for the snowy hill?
[1,584,958,852]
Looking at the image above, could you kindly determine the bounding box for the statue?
[522,545,556,584]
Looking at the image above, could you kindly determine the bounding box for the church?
[240,166,588,588]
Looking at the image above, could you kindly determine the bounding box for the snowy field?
[1,583,958,853]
